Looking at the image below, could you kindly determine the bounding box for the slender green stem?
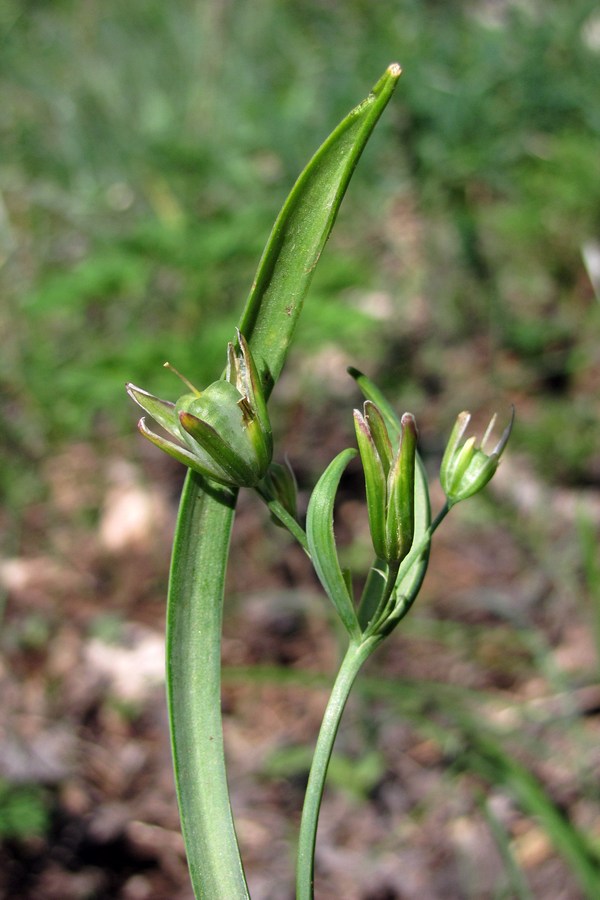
[430,501,451,533]
[254,486,310,553]
[296,637,381,899]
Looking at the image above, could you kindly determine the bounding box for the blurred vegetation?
[0,780,50,841]
[2,0,600,894]
[2,0,599,507]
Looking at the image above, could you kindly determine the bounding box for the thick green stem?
[166,473,249,899]
[296,638,380,899]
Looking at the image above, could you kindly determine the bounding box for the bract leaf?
[354,409,387,560]
[138,418,230,484]
[306,448,361,641]
[387,455,431,628]
[347,367,402,442]
[126,384,180,438]
[166,478,248,899]
[364,401,393,475]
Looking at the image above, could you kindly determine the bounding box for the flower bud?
[126,330,272,487]
[440,408,513,506]
[385,413,417,563]
[354,401,417,564]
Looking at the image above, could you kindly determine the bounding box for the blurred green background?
[2,1,600,897]
[3,0,600,503]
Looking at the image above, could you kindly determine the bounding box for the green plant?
[0,780,50,841]
[126,66,518,898]
[5,0,599,511]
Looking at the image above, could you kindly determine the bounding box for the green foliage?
[3,0,599,497]
[3,2,600,894]
[87,612,125,644]
[307,448,361,640]
[576,514,600,673]
[518,397,599,484]
[265,744,385,804]
[3,612,52,652]
[0,780,50,840]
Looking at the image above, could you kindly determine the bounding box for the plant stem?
[167,473,249,899]
[430,501,450,534]
[254,486,310,553]
[369,502,450,634]
[296,637,380,899]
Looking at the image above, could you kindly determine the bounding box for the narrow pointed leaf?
[307,448,361,640]
[364,401,393,475]
[354,409,387,560]
[347,367,402,441]
[388,456,431,625]
[138,418,229,484]
[127,384,180,437]
[239,64,402,396]
[179,408,258,485]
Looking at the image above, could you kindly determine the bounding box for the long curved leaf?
[307,448,361,640]
[347,365,401,441]
[240,64,402,396]
[167,66,402,899]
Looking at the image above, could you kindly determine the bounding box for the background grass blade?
[460,721,600,900]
